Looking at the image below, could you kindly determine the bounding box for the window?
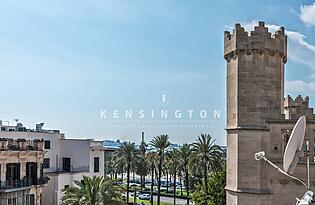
[62,158,71,172]
[64,185,69,189]
[8,198,17,205]
[30,194,35,205]
[94,157,99,173]
[26,194,30,205]
[43,158,50,169]
[44,140,50,149]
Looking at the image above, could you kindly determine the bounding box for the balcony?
[0,178,32,192]
[53,166,90,173]
[0,176,49,192]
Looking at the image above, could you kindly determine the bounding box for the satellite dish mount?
[254,116,313,205]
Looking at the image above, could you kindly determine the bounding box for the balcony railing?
[0,178,32,190]
[0,176,49,190]
[54,166,90,173]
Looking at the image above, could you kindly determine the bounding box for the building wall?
[90,148,105,176]
[0,130,105,205]
[60,139,90,171]
[0,139,46,205]
[266,122,315,204]
[0,131,63,173]
[224,22,289,205]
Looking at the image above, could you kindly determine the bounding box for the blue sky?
[0,0,315,145]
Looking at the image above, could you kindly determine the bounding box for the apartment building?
[0,138,48,205]
[0,121,105,205]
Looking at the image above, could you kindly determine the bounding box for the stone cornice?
[224,48,287,63]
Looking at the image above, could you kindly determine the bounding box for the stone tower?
[224,22,287,204]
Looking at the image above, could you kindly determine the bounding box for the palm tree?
[135,155,149,190]
[178,143,191,205]
[147,152,158,205]
[150,135,171,205]
[162,158,171,193]
[138,137,149,190]
[61,176,124,205]
[112,142,140,203]
[101,178,125,205]
[168,149,180,205]
[189,134,223,205]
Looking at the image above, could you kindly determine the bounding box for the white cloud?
[286,80,315,94]
[299,3,315,26]
[286,80,308,93]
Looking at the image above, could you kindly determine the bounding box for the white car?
[139,193,150,200]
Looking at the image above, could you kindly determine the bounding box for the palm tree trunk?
[150,163,154,205]
[186,168,189,205]
[127,161,131,203]
[140,174,143,190]
[173,169,176,205]
[133,170,135,181]
[133,189,137,204]
[157,157,162,205]
[180,175,183,196]
[166,171,169,193]
[121,170,124,182]
[204,160,208,205]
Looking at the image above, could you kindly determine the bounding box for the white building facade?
[0,122,105,205]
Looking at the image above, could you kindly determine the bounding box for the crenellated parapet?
[224,21,287,63]
[284,95,315,119]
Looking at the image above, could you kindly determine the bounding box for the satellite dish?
[283,116,306,174]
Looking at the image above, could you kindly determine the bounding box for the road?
[130,193,193,205]
[158,195,188,204]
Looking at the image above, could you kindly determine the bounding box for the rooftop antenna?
[254,116,313,205]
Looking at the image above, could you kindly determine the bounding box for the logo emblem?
[157,91,171,107]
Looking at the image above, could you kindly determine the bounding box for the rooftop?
[0,120,62,134]
[0,138,44,151]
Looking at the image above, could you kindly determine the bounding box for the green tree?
[178,143,191,205]
[101,179,125,205]
[189,134,223,205]
[150,134,171,205]
[191,169,226,205]
[61,176,124,205]
[147,152,158,205]
[167,149,180,205]
[112,142,140,203]
[137,137,149,190]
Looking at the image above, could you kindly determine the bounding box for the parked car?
[130,192,140,197]
[139,193,151,200]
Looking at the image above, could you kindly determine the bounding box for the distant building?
[0,121,105,205]
[0,138,48,205]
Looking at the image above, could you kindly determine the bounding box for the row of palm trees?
[111,134,225,205]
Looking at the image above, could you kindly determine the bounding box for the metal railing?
[0,176,49,190]
[0,178,32,189]
[54,166,90,173]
